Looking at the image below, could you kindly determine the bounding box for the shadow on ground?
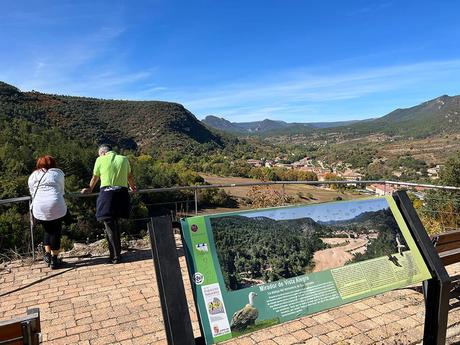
[0,245,185,298]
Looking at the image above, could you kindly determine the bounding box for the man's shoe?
[112,257,123,264]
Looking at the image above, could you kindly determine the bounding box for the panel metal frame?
[393,191,451,345]
[148,216,200,344]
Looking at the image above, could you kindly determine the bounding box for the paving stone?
[300,317,319,327]
[233,338,257,345]
[307,324,329,336]
[360,307,382,319]
[366,327,390,342]
[291,329,312,341]
[250,329,275,342]
[323,330,347,343]
[90,334,117,345]
[350,333,374,345]
[272,334,298,345]
[372,303,393,314]
[322,321,342,332]
[78,330,99,341]
[313,312,335,324]
[115,330,133,342]
[334,315,355,327]
[51,334,80,344]
[317,335,339,345]
[269,325,289,337]
[303,338,327,345]
[66,324,91,336]
[354,319,379,332]
[349,312,367,322]
[255,340,277,345]
[284,320,305,333]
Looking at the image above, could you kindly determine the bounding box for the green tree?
[441,155,460,186]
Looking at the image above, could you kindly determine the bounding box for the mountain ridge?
[344,94,460,138]
[202,94,460,138]
[202,115,360,134]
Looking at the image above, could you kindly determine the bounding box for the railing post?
[194,189,198,214]
[28,200,35,262]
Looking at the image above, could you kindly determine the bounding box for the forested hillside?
[211,207,412,291]
[343,95,460,138]
[0,81,229,154]
[0,114,225,254]
[0,82,287,255]
[211,215,328,290]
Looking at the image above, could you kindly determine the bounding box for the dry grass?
[196,174,368,216]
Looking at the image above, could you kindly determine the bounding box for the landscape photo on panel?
[210,198,407,291]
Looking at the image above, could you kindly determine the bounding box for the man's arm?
[128,172,137,192]
[81,175,100,194]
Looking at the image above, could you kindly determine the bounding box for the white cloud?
[4,24,160,98]
[157,59,460,121]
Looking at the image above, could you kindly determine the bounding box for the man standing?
[81,144,136,263]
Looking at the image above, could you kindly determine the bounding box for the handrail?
[1,179,459,206]
[383,180,460,191]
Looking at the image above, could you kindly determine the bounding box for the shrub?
[247,186,294,208]
[60,235,74,251]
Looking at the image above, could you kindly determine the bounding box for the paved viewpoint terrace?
[2,242,460,345]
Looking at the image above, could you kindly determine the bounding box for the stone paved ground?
[2,249,460,345]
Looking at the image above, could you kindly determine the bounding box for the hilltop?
[0,81,229,153]
[202,115,358,135]
[203,95,460,139]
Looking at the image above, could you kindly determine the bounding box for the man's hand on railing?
[81,187,92,194]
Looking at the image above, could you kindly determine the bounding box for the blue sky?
[1,1,460,122]
[241,198,389,222]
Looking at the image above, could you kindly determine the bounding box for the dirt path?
[313,238,368,272]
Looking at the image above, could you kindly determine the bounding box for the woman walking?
[28,155,67,269]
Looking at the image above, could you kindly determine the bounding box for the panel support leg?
[423,278,450,345]
[148,216,197,345]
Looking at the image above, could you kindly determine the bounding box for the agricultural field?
[201,174,367,204]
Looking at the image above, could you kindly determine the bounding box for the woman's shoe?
[50,255,62,269]
[44,252,51,266]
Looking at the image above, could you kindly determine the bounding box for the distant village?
[246,156,443,197]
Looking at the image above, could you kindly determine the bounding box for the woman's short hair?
[36,155,56,170]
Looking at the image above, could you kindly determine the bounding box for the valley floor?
[313,238,368,272]
[201,174,365,204]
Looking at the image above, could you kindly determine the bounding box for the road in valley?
[313,238,368,272]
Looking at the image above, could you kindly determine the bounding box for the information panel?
[181,196,431,344]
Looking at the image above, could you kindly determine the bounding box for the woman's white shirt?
[28,168,67,221]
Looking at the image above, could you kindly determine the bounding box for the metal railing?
[1,179,460,262]
[2,180,460,207]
